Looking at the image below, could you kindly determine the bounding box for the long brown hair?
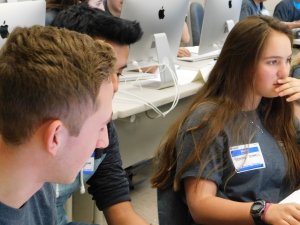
[151,16,300,192]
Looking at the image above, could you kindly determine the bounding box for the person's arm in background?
[177,22,191,57]
[104,202,148,225]
[281,20,300,29]
[273,2,300,29]
[181,22,190,44]
[86,122,149,225]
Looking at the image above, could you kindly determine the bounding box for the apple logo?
[228,0,232,8]
[158,6,165,20]
[0,21,9,39]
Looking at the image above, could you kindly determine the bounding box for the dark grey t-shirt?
[175,104,300,224]
[0,183,56,225]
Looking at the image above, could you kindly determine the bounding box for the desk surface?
[112,58,215,119]
[113,80,203,119]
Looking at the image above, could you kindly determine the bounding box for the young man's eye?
[117,72,123,77]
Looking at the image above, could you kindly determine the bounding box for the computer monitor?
[198,0,242,55]
[0,0,46,48]
[120,0,189,89]
[179,0,242,62]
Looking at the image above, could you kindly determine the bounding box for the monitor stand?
[135,33,177,90]
[225,19,234,33]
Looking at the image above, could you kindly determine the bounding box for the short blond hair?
[0,25,116,145]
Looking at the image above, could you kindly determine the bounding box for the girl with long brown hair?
[152,16,300,225]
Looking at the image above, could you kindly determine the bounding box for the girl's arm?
[184,177,300,225]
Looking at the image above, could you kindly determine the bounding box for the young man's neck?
[0,143,43,208]
[107,3,121,17]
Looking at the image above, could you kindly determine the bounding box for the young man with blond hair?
[0,25,116,225]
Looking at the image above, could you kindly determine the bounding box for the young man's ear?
[44,120,64,156]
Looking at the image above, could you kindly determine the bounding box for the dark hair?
[51,3,143,45]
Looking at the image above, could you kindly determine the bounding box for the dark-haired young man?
[52,4,149,225]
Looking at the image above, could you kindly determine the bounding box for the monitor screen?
[120,0,189,68]
[198,0,242,54]
[0,0,46,49]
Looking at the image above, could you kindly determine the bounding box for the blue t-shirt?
[274,0,300,22]
[240,0,269,20]
[0,183,56,225]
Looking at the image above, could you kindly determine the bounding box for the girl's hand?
[264,203,300,225]
[276,77,300,102]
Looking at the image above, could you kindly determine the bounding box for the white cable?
[55,183,59,198]
[117,60,179,118]
[116,94,166,117]
[80,169,85,194]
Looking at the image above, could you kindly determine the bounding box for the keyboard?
[119,71,158,82]
[294,39,300,46]
[178,49,221,62]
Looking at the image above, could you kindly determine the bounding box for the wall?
[263,0,281,15]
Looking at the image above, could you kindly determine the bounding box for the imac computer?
[179,0,242,62]
[0,0,46,48]
[120,0,189,89]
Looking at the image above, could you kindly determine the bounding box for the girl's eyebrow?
[262,53,292,60]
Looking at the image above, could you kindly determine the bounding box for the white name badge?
[230,143,265,173]
[83,153,95,175]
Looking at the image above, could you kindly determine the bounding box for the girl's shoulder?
[184,102,216,128]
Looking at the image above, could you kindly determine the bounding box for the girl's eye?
[267,60,278,65]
